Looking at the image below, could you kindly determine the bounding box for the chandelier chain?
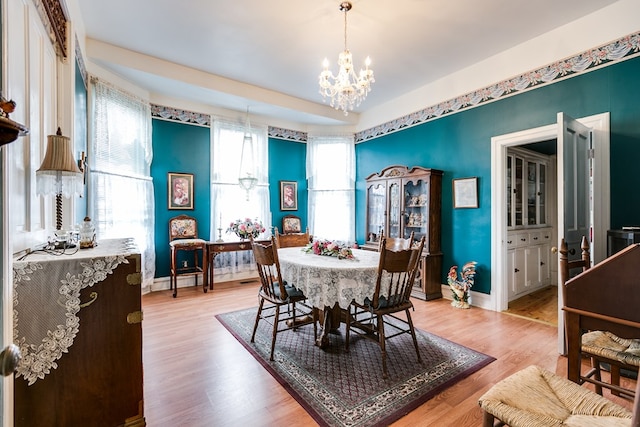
[343,4,348,51]
[318,1,375,116]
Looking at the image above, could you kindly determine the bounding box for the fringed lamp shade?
[36,128,83,229]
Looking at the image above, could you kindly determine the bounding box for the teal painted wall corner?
[151,119,211,278]
[269,137,307,233]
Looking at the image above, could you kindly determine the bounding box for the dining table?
[277,246,382,348]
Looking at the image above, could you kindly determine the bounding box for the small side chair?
[169,215,206,298]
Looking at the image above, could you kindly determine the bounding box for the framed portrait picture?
[453,177,478,209]
[168,172,194,210]
[280,181,298,211]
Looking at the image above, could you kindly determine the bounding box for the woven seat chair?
[582,331,640,398]
[478,365,640,427]
[561,237,640,399]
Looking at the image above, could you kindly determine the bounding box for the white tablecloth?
[278,247,381,309]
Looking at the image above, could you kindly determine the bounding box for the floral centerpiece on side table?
[227,217,265,240]
[302,239,354,260]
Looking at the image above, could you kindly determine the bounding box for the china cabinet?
[363,165,443,300]
[506,147,552,300]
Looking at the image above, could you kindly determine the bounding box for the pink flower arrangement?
[302,239,354,260]
[227,217,265,240]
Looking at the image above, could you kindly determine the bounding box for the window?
[307,135,355,242]
[210,118,270,276]
[88,77,155,291]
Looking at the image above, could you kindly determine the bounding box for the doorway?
[491,112,610,353]
[504,140,558,325]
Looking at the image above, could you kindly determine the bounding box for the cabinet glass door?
[388,181,401,238]
[403,179,428,240]
[527,161,537,225]
[507,156,512,227]
[514,157,523,226]
[539,163,546,224]
[366,183,386,243]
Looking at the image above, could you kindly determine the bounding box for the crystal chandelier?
[238,107,257,200]
[319,1,375,116]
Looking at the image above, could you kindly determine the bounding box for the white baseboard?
[148,270,259,294]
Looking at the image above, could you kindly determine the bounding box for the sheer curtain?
[210,118,270,277]
[88,77,155,292]
[307,135,355,242]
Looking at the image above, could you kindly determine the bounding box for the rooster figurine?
[0,96,16,118]
[447,261,477,309]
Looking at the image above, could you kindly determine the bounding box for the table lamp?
[36,127,83,233]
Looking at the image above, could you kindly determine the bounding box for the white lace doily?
[12,238,137,385]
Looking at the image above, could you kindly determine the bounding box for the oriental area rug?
[216,307,495,427]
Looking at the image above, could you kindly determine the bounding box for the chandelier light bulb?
[318,1,375,116]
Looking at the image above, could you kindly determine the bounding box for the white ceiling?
[77,0,620,127]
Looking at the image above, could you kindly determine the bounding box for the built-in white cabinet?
[506,146,553,301]
[506,228,553,299]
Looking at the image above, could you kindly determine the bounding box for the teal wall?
[269,137,308,233]
[150,56,640,289]
[151,119,211,278]
[150,123,308,278]
[355,55,640,294]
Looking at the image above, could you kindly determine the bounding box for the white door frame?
[490,113,610,320]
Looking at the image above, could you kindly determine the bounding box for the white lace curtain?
[210,118,270,276]
[88,77,156,291]
[306,135,355,243]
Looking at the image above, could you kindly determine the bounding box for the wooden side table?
[205,239,270,290]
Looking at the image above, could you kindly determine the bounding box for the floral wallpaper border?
[151,104,211,126]
[354,31,640,142]
[150,105,309,141]
[150,31,640,144]
[268,126,307,142]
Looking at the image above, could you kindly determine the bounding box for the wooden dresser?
[12,238,145,426]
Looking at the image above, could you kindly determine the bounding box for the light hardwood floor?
[505,286,558,326]
[142,281,635,426]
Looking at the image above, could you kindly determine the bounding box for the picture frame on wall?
[453,177,478,209]
[168,172,194,210]
[280,181,298,211]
